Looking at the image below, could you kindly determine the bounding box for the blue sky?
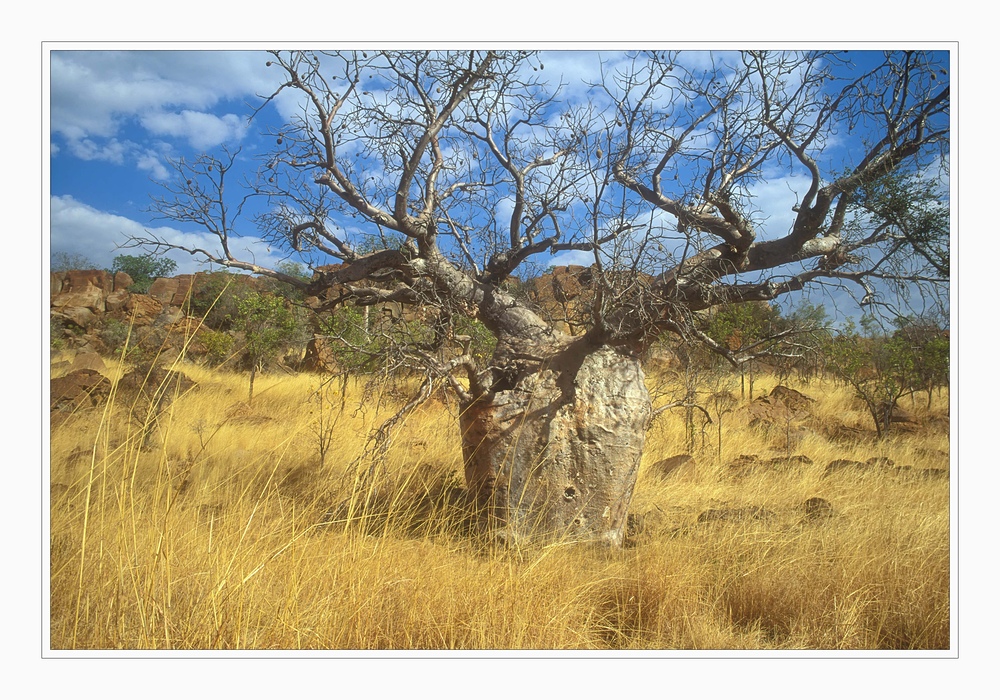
[47,47,950,324]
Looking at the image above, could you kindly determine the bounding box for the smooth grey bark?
[460,341,651,546]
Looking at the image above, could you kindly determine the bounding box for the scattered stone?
[649,454,695,478]
[762,454,813,468]
[50,369,112,412]
[697,505,774,524]
[769,385,815,413]
[70,351,106,373]
[824,459,868,476]
[865,456,895,468]
[743,385,815,428]
[894,466,948,480]
[801,497,834,520]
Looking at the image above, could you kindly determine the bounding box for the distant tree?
[51,251,98,272]
[891,315,950,409]
[703,301,781,399]
[234,290,299,403]
[111,253,178,294]
[824,318,921,439]
[775,301,830,383]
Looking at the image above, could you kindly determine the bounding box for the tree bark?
[460,341,651,547]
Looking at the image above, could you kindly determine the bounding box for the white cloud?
[547,249,597,268]
[65,137,129,164]
[49,195,285,275]
[140,110,248,150]
[50,51,273,141]
[134,150,170,181]
[50,51,278,177]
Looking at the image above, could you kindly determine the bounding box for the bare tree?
[136,49,949,546]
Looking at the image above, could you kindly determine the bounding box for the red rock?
[105,289,130,312]
[113,271,134,291]
[125,294,163,324]
[147,277,179,304]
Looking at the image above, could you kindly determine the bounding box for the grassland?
[48,354,950,651]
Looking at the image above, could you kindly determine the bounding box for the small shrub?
[200,329,235,367]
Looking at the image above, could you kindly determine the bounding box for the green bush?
[200,329,235,367]
[99,319,132,354]
[111,253,178,294]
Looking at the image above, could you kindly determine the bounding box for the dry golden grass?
[48,354,950,651]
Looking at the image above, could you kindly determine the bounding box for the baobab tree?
[137,49,949,546]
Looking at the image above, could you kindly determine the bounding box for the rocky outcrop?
[50,269,114,328]
[302,336,339,374]
[148,274,196,307]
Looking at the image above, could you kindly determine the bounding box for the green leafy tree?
[891,316,950,409]
[703,301,783,399]
[824,319,921,439]
[111,253,179,294]
[234,290,299,403]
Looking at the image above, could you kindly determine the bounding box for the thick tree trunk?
[460,342,651,547]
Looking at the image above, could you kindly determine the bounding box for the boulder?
[648,454,695,478]
[50,369,111,411]
[768,385,815,413]
[148,274,196,307]
[62,269,113,294]
[147,277,179,304]
[125,294,163,324]
[742,385,815,427]
[302,336,339,374]
[171,274,196,307]
[53,307,97,329]
[51,285,105,313]
[113,271,134,291]
[801,497,834,520]
[105,289,130,313]
[70,351,106,373]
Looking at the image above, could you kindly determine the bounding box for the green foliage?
[235,290,299,371]
[189,272,248,330]
[199,329,235,367]
[704,302,782,352]
[262,261,311,302]
[823,321,927,438]
[99,319,132,355]
[849,169,950,277]
[111,253,179,294]
[454,316,497,366]
[891,315,950,406]
[317,306,379,374]
[51,251,98,272]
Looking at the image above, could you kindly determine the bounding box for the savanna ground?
[48,353,950,651]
